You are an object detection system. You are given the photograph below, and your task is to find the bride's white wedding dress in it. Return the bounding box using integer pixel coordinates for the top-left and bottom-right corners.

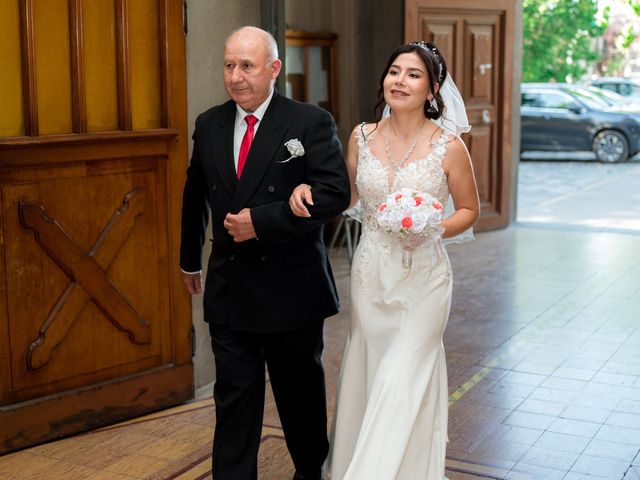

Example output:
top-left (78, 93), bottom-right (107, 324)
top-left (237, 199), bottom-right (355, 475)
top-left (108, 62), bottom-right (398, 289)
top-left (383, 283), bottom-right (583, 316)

top-left (327, 124), bottom-right (453, 480)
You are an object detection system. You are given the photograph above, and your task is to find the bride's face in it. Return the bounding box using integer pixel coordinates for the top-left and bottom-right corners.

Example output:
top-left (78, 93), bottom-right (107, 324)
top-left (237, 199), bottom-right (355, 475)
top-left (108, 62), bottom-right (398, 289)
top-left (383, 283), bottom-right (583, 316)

top-left (383, 52), bottom-right (431, 113)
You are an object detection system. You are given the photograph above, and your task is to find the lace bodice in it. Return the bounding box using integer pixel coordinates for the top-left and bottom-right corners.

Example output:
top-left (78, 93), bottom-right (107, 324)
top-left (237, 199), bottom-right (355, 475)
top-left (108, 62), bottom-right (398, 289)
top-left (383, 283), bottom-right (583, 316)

top-left (355, 123), bottom-right (451, 235)
top-left (351, 123), bottom-right (453, 301)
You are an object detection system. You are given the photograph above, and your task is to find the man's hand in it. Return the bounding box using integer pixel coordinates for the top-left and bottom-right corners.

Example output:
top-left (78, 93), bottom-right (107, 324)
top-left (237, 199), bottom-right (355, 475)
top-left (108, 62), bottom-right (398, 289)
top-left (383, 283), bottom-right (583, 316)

top-left (183, 271), bottom-right (203, 295)
top-left (289, 183), bottom-right (313, 218)
top-left (224, 208), bottom-right (257, 242)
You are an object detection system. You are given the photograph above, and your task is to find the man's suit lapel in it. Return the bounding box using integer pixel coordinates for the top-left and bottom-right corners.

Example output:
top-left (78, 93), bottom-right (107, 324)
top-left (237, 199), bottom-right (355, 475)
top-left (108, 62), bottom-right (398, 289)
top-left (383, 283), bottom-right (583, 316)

top-left (231, 93), bottom-right (288, 212)
top-left (210, 101), bottom-right (238, 196)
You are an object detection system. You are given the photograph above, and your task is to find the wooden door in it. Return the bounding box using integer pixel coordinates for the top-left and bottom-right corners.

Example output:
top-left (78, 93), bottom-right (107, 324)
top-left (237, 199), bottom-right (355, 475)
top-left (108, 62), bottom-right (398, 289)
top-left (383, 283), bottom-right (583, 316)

top-left (0, 0), bottom-right (192, 453)
top-left (405, 0), bottom-right (516, 230)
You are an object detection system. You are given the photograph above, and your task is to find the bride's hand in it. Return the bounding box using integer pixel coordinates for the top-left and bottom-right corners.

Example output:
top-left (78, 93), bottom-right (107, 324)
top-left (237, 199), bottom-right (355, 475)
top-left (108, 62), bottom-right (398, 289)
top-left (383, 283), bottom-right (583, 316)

top-left (289, 183), bottom-right (313, 217)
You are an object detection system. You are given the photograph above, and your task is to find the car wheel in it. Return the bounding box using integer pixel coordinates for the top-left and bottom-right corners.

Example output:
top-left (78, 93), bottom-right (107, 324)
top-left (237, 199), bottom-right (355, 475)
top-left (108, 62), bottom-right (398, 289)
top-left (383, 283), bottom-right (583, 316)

top-left (592, 130), bottom-right (629, 163)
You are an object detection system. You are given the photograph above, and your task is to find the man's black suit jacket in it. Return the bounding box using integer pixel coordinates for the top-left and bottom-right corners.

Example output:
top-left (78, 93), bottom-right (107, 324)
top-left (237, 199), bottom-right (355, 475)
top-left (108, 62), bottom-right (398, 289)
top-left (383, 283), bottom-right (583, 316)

top-left (180, 92), bottom-right (351, 332)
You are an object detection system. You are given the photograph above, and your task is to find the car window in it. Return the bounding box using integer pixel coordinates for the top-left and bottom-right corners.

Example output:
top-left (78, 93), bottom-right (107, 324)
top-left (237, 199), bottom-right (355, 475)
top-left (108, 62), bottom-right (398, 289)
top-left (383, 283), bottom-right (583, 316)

top-left (534, 91), bottom-right (578, 109)
top-left (521, 92), bottom-right (543, 107)
top-left (569, 88), bottom-right (608, 108)
top-left (619, 83), bottom-right (632, 96)
top-left (586, 87), bottom-right (626, 105)
top-left (597, 83), bottom-right (618, 93)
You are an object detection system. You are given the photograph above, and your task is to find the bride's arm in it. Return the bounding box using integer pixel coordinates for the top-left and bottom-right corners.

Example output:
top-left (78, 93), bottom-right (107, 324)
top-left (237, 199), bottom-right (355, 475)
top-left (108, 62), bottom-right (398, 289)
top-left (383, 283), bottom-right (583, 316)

top-left (345, 125), bottom-right (360, 209)
top-left (288, 125), bottom-right (361, 217)
top-left (440, 137), bottom-right (480, 238)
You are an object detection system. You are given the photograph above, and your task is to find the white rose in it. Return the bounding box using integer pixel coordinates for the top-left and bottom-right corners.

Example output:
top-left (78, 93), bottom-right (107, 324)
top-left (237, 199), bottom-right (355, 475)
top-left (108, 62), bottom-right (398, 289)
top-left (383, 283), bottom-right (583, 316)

top-left (285, 139), bottom-right (305, 157)
top-left (376, 209), bottom-right (389, 229)
top-left (427, 210), bottom-right (443, 226)
top-left (387, 209), bottom-right (404, 232)
top-left (409, 211), bottom-right (429, 233)
top-left (400, 195), bottom-right (415, 209)
top-left (277, 139), bottom-right (305, 163)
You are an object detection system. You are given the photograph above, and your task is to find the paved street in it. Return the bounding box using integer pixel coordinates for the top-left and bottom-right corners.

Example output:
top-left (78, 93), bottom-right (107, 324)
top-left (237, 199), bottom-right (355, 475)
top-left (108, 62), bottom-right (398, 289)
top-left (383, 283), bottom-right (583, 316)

top-left (517, 157), bottom-right (640, 232)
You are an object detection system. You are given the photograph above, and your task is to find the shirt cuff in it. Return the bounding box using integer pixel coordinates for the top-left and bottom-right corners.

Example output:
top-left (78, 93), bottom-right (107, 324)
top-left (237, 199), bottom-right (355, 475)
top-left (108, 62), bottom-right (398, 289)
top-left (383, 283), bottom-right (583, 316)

top-left (181, 268), bottom-right (202, 275)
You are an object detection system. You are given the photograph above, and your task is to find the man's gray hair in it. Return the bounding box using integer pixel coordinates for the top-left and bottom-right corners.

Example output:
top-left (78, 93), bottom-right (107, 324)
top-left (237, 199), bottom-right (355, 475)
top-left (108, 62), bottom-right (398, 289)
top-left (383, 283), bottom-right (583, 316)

top-left (228, 26), bottom-right (279, 64)
top-left (264, 30), bottom-right (279, 63)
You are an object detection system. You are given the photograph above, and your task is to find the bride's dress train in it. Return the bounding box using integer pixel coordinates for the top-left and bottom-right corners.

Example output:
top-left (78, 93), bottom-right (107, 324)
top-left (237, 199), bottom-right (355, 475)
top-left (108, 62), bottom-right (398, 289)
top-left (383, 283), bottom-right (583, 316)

top-left (327, 125), bottom-right (453, 480)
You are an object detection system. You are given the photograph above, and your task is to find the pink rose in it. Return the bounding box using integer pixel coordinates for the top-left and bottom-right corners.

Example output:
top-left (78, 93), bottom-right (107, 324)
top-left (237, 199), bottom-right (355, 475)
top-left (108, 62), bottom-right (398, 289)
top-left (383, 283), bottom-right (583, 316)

top-left (401, 217), bottom-right (413, 229)
top-left (414, 196), bottom-right (424, 206)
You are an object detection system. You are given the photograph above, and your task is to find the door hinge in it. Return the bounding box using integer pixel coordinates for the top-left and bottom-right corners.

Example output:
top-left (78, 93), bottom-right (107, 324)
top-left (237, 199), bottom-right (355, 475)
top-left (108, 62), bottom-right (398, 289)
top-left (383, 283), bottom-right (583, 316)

top-left (183, 0), bottom-right (188, 35)
top-left (190, 324), bottom-right (196, 357)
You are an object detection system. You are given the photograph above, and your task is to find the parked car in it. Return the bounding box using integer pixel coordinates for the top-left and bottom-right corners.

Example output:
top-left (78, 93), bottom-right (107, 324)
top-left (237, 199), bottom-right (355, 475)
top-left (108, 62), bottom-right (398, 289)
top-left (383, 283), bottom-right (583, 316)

top-left (584, 85), bottom-right (640, 112)
top-left (585, 85), bottom-right (628, 105)
top-left (587, 77), bottom-right (640, 99)
top-left (521, 83), bottom-right (640, 162)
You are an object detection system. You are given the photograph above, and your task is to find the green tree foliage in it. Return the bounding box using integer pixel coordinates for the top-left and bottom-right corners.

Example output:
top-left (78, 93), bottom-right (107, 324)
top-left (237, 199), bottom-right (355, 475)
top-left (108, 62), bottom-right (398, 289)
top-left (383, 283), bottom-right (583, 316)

top-left (627, 0), bottom-right (640, 16)
top-left (522, 0), bottom-right (608, 82)
top-left (620, 0), bottom-right (640, 49)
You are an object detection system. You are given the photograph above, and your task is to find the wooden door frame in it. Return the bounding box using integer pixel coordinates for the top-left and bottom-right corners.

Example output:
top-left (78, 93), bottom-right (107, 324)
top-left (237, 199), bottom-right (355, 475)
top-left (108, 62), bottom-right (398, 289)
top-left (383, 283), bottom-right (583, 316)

top-left (405, 0), bottom-right (521, 229)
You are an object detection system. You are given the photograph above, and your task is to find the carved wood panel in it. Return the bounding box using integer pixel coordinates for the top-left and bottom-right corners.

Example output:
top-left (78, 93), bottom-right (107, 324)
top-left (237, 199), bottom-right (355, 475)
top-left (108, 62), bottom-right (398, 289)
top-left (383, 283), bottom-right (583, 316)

top-left (464, 16), bottom-right (501, 221)
top-left (4, 168), bottom-right (170, 398)
top-left (420, 19), bottom-right (457, 78)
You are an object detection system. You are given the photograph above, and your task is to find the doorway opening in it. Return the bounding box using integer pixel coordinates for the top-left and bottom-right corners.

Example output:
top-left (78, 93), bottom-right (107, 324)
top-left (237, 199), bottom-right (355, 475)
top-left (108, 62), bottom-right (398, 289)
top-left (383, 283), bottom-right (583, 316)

top-left (517, 156), bottom-right (640, 232)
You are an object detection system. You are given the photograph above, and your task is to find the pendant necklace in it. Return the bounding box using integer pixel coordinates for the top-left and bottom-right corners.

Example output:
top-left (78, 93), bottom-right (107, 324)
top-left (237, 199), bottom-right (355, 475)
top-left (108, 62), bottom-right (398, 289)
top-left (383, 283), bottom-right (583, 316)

top-left (384, 119), bottom-right (426, 172)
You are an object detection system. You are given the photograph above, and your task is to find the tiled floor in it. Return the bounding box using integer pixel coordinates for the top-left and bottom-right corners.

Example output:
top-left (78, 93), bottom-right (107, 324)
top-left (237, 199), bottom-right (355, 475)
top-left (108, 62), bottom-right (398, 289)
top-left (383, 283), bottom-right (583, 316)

top-left (2, 225), bottom-right (640, 479)
top-left (444, 226), bottom-right (640, 480)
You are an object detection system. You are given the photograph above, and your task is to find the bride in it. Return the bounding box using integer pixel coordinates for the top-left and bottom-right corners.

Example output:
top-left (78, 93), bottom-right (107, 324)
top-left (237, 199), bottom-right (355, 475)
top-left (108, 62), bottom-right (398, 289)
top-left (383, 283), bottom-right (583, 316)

top-left (289, 41), bottom-right (480, 479)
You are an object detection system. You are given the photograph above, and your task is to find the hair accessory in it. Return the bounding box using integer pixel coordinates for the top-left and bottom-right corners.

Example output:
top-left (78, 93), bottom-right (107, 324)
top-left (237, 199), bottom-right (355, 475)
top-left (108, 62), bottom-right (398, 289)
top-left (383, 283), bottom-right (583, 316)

top-left (409, 41), bottom-right (444, 83)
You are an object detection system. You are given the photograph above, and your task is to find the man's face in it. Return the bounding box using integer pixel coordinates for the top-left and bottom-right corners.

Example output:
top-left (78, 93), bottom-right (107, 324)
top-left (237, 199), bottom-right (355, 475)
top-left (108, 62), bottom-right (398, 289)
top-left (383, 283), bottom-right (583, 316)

top-left (223, 31), bottom-right (282, 112)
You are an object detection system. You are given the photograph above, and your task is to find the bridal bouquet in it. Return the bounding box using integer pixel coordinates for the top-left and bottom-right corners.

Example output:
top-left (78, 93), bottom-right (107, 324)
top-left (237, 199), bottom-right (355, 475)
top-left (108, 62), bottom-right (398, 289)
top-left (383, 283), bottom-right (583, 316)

top-left (376, 188), bottom-right (444, 268)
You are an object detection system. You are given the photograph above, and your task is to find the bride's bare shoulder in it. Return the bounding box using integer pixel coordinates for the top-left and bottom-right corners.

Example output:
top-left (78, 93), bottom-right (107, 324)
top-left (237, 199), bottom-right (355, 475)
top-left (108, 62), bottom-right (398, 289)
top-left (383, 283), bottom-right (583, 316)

top-left (442, 134), bottom-right (472, 173)
top-left (430, 126), bottom-right (468, 153)
top-left (447, 134), bottom-right (470, 156)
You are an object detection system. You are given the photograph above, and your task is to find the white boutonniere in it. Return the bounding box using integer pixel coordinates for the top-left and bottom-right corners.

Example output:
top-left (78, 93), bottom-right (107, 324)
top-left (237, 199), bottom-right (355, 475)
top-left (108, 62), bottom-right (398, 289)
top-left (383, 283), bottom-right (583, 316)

top-left (277, 139), bottom-right (305, 163)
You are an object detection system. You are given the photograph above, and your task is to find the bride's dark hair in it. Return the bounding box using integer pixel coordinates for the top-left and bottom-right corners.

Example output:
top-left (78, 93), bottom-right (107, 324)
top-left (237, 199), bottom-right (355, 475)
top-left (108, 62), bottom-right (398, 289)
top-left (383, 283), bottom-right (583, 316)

top-left (373, 41), bottom-right (448, 122)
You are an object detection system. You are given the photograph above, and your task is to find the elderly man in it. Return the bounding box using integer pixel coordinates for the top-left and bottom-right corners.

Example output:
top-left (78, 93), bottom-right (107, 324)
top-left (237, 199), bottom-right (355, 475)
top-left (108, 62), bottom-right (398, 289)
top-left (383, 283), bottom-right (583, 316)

top-left (180, 26), bottom-right (350, 480)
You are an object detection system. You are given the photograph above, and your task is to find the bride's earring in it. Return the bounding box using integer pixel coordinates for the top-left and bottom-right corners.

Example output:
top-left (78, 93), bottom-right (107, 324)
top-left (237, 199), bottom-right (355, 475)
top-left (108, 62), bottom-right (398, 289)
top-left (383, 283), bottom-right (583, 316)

top-left (430, 97), bottom-right (438, 113)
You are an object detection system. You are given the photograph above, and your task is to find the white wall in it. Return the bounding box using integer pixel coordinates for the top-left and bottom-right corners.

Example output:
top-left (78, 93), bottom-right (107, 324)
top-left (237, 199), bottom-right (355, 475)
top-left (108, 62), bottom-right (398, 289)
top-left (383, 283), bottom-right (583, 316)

top-left (285, 0), bottom-right (404, 142)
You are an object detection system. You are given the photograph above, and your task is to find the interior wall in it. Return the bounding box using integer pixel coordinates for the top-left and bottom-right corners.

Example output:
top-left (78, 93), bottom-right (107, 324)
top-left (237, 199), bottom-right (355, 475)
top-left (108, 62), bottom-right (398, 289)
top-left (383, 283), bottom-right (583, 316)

top-left (285, 0), bottom-right (403, 142)
top-left (285, 0), bottom-right (355, 142)
top-left (362, 0), bottom-right (404, 123)
top-left (286, 0), bottom-right (333, 31)
top-left (186, 0), bottom-right (261, 392)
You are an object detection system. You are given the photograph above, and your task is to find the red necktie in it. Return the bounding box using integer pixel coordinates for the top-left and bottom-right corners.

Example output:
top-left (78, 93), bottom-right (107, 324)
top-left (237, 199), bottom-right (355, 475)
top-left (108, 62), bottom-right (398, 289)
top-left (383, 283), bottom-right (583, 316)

top-left (237, 114), bottom-right (258, 178)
